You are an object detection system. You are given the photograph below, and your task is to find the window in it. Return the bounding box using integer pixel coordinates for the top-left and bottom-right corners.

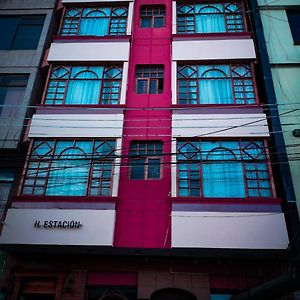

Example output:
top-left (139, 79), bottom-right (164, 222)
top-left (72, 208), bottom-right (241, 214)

top-left (287, 10), bottom-right (300, 44)
top-left (130, 141), bottom-right (163, 180)
top-left (177, 63), bottom-right (256, 105)
top-left (0, 15), bottom-right (45, 50)
top-left (44, 65), bottom-right (123, 105)
top-left (140, 6), bottom-right (166, 28)
top-left (177, 140), bottom-right (273, 198)
top-left (0, 170), bottom-right (15, 219)
top-left (0, 74), bottom-right (29, 117)
top-left (177, 2), bottom-right (245, 34)
top-left (22, 139), bottom-right (116, 196)
top-left (60, 6), bottom-right (128, 36)
top-left (136, 66), bottom-right (164, 94)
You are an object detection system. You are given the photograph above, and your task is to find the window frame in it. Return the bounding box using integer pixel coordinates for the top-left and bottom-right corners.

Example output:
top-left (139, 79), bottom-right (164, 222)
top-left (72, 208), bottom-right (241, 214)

top-left (42, 64), bottom-right (123, 105)
top-left (177, 61), bottom-right (258, 105)
top-left (176, 1), bottom-right (247, 34)
top-left (129, 141), bottom-right (163, 180)
top-left (0, 74), bottom-right (29, 117)
top-left (59, 5), bottom-right (129, 37)
top-left (286, 10), bottom-right (300, 45)
top-left (20, 139), bottom-right (116, 197)
top-left (135, 65), bottom-right (164, 94)
top-left (0, 15), bottom-right (45, 50)
top-left (176, 139), bottom-right (276, 199)
top-left (139, 5), bottom-right (166, 28)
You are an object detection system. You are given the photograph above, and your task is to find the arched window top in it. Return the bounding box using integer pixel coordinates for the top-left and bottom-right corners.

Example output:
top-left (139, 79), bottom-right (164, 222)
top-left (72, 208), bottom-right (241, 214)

top-left (198, 65), bottom-right (230, 78)
top-left (205, 147), bottom-right (237, 161)
top-left (197, 5), bottom-right (222, 14)
top-left (65, 8), bottom-right (81, 17)
top-left (83, 8), bottom-right (109, 18)
top-left (151, 288), bottom-right (197, 300)
top-left (58, 147), bottom-right (87, 160)
top-left (201, 68), bottom-right (228, 78)
top-left (73, 70), bottom-right (99, 79)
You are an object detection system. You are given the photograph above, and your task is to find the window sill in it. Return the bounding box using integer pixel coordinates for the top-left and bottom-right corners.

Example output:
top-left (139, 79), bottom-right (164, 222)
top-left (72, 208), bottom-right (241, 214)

top-left (12, 195), bottom-right (118, 203)
top-left (53, 35), bottom-right (131, 43)
top-left (172, 32), bottom-right (252, 41)
top-left (170, 196), bottom-right (281, 205)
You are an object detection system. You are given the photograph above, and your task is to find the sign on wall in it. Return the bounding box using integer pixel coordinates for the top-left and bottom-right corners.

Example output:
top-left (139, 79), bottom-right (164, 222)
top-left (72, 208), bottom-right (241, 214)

top-left (0, 209), bottom-right (115, 246)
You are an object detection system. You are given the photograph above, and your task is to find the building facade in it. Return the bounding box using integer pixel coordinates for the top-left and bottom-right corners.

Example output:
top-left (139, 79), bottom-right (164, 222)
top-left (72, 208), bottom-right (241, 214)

top-left (0, 0), bottom-right (58, 295)
top-left (256, 0), bottom-right (300, 221)
top-left (0, 0), bottom-right (297, 299)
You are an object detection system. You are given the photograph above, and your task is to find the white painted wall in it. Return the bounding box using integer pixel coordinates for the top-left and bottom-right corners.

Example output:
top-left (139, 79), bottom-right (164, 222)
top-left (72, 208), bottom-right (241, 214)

top-left (0, 209), bottom-right (115, 246)
top-left (172, 39), bottom-right (256, 61)
top-left (112, 138), bottom-right (122, 197)
top-left (29, 114), bottom-right (124, 138)
top-left (127, 2), bottom-right (134, 35)
top-left (171, 140), bottom-right (177, 197)
top-left (172, 211), bottom-right (289, 249)
top-left (172, 113), bottom-right (269, 138)
top-left (48, 42), bottom-right (130, 62)
top-left (172, 1), bottom-right (176, 35)
top-left (120, 62), bottom-right (129, 105)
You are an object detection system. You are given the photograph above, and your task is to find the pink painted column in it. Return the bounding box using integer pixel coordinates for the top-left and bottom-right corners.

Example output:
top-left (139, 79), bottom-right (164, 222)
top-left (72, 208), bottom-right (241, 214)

top-left (114, 0), bottom-right (172, 248)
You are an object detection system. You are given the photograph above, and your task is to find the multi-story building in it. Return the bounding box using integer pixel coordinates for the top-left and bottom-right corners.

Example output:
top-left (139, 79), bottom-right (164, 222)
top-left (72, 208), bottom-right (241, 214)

top-left (255, 0), bottom-right (300, 225)
top-left (0, 0), bottom-right (58, 293)
top-left (0, 0), bottom-right (297, 299)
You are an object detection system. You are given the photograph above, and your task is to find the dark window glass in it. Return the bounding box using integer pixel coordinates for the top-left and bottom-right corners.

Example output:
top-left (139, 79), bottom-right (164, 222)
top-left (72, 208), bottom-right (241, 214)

top-left (148, 159), bottom-right (161, 178)
top-left (0, 15), bottom-right (45, 50)
top-left (130, 141), bottom-right (163, 180)
top-left (287, 11), bottom-right (300, 44)
top-left (0, 170), bottom-right (15, 220)
top-left (130, 158), bottom-right (146, 179)
top-left (140, 6), bottom-right (166, 28)
top-left (136, 66), bottom-right (164, 94)
top-left (0, 74), bottom-right (29, 117)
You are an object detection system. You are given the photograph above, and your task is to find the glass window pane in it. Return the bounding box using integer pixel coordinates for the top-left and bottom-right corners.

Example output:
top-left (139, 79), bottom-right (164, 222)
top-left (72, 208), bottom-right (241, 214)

top-left (137, 79), bottom-right (148, 94)
top-left (154, 16), bottom-right (165, 27)
top-left (287, 11), bottom-right (300, 44)
top-left (141, 17), bottom-right (152, 28)
top-left (0, 17), bottom-right (19, 49)
top-left (130, 159), bottom-right (145, 179)
top-left (12, 24), bottom-right (44, 49)
top-left (148, 159), bottom-right (161, 178)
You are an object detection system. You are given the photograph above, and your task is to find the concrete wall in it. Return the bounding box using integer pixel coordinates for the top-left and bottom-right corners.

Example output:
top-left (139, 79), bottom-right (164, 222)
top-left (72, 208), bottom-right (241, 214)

top-left (258, 1), bottom-right (300, 214)
top-left (0, 0), bottom-right (58, 149)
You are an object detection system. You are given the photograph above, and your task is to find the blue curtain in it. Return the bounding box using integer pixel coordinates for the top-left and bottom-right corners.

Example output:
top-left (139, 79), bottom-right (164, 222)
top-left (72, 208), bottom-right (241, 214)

top-left (199, 79), bottom-right (233, 104)
top-left (195, 6), bottom-right (226, 33)
top-left (198, 66), bottom-right (233, 104)
top-left (46, 143), bottom-right (91, 196)
top-left (80, 9), bottom-right (110, 36)
top-left (79, 17), bottom-right (109, 36)
top-left (202, 148), bottom-right (245, 198)
top-left (65, 80), bottom-right (101, 104)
